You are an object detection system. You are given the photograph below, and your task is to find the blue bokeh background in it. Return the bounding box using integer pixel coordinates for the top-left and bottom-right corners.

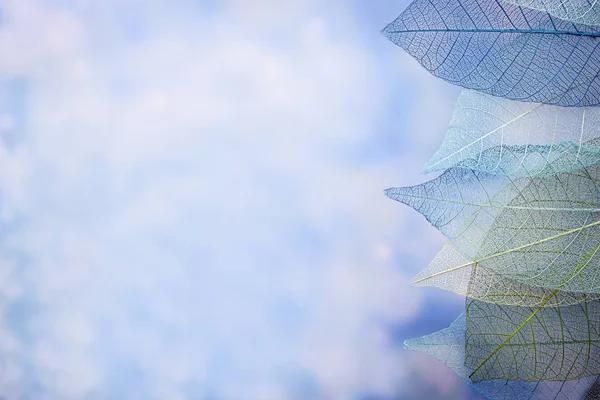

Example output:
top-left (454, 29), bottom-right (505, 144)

top-left (0, 1), bottom-right (484, 399)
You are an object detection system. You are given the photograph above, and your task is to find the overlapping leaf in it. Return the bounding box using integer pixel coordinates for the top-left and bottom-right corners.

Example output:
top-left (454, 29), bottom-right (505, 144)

top-left (504, 0), bottom-right (600, 26)
top-left (465, 298), bottom-right (600, 382)
top-left (414, 243), bottom-right (600, 307)
top-left (472, 169), bottom-right (600, 293)
top-left (405, 313), bottom-right (600, 399)
top-left (382, 0), bottom-right (600, 106)
top-left (385, 168), bottom-right (523, 240)
top-left (382, 0), bottom-right (600, 396)
top-left (424, 90), bottom-right (600, 176)
top-left (387, 165), bottom-right (600, 293)
top-left (385, 164), bottom-right (599, 240)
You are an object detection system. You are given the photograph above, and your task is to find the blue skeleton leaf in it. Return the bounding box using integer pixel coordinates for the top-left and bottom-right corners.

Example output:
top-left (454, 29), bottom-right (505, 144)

top-left (382, 0), bottom-right (600, 106)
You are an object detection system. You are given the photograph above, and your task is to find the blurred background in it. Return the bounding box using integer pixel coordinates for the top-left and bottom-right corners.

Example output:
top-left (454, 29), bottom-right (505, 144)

top-left (0, 0), bottom-right (484, 399)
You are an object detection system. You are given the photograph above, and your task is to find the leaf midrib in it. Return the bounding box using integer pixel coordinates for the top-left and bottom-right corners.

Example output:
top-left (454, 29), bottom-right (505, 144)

top-left (426, 338), bottom-right (600, 347)
top-left (425, 102), bottom-right (544, 169)
top-left (392, 192), bottom-right (600, 212)
top-left (414, 218), bottom-right (600, 284)
top-left (388, 29), bottom-right (600, 37)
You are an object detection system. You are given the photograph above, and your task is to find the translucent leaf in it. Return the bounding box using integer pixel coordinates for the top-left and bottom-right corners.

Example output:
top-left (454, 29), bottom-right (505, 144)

top-left (405, 313), bottom-right (600, 399)
top-left (385, 168), bottom-right (523, 240)
top-left (381, 0), bottom-right (600, 106)
top-left (386, 165), bottom-right (600, 293)
top-left (385, 165), bottom-right (600, 240)
top-left (424, 90), bottom-right (600, 176)
top-left (413, 243), bottom-right (600, 307)
top-left (504, 0), bottom-right (600, 26)
top-left (472, 171), bottom-right (600, 293)
top-left (465, 298), bottom-right (600, 382)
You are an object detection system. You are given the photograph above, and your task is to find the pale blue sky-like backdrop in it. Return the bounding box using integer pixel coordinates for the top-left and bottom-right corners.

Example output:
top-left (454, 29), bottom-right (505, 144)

top-left (0, 1), bottom-right (484, 399)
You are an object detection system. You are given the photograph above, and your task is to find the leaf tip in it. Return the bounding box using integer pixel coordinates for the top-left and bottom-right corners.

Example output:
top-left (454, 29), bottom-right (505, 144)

top-left (380, 19), bottom-right (398, 40)
top-left (383, 187), bottom-right (396, 200)
top-left (409, 270), bottom-right (428, 287)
